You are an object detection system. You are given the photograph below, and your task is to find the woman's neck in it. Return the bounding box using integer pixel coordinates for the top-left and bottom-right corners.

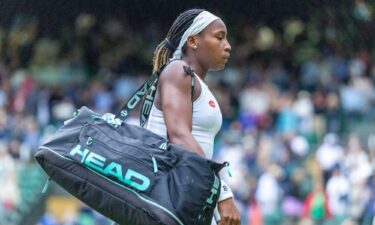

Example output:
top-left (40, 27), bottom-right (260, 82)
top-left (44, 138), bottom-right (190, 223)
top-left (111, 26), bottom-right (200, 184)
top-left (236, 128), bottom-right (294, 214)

top-left (182, 56), bottom-right (207, 80)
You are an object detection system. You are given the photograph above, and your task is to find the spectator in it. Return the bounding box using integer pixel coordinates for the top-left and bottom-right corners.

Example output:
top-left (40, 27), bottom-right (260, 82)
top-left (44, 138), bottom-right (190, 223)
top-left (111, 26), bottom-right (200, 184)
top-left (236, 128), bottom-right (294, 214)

top-left (302, 181), bottom-right (331, 224)
top-left (344, 133), bottom-right (372, 185)
top-left (0, 142), bottom-right (19, 213)
top-left (255, 164), bottom-right (283, 225)
top-left (326, 166), bottom-right (350, 224)
top-left (315, 133), bottom-right (344, 183)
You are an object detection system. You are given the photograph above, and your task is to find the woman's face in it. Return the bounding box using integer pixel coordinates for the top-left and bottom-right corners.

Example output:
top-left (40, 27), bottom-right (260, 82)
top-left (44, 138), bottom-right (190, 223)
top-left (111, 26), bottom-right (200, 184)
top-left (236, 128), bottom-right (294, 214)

top-left (194, 19), bottom-right (231, 70)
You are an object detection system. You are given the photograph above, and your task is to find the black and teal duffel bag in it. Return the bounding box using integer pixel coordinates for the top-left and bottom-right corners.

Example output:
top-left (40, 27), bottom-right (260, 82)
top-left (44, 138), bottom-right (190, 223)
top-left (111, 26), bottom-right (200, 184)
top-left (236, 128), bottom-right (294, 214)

top-left (34, 66), bottom-right (226, 225)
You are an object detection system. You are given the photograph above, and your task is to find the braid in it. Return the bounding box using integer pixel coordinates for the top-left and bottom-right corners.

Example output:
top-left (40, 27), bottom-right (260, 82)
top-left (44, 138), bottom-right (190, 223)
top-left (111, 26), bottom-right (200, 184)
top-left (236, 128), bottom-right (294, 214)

top-left (152, 9), bottom-right (204, 73)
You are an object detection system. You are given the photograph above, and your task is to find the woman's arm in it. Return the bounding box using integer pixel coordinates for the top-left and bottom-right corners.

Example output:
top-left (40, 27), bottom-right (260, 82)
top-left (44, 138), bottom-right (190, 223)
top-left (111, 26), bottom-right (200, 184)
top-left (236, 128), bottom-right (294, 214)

top-left (158, 60), bottom-right (205, 157)
top-left (158, 61), bottom-right (240, 225)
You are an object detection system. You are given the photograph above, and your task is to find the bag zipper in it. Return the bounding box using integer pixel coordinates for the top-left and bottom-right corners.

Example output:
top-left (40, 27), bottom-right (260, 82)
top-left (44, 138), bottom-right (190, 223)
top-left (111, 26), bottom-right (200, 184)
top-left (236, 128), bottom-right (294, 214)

top-left (89, 136), bottom-right (157, 173)
top-left (90, 123), bottom-right (166, 156)
top-left (86, 124), bottom-right (164, 173)
top-left (225, 162), bottom-right (232, 177)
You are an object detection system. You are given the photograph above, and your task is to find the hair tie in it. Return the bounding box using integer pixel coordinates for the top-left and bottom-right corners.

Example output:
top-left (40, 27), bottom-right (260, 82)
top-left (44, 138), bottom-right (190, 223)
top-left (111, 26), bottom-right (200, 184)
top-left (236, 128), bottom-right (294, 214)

top-left (163, 38), bottom-right (176, 53)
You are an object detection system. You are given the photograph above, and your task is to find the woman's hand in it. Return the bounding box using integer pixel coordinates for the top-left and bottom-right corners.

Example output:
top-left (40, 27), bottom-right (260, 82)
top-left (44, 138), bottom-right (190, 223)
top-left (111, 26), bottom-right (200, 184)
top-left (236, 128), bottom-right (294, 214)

top-left (217, 198), bottom-right (241, 225)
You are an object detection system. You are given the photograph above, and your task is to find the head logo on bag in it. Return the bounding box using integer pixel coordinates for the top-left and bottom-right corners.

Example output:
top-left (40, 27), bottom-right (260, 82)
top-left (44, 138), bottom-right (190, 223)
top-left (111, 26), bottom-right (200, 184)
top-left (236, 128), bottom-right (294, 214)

top-left (69, 144), bottom-right (150, 191)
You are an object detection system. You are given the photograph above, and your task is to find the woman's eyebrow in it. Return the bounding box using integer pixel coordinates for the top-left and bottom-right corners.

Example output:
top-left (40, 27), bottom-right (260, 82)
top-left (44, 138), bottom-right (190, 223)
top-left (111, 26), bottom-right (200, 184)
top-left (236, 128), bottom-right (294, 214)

top-left (214, 30), bottom-right (226, 35)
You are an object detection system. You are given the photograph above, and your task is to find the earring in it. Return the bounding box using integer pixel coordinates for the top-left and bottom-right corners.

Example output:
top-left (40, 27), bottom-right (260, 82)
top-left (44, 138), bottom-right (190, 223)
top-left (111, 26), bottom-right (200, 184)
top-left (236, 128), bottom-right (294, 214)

top-left (192, 45), bottom-right (197, 50)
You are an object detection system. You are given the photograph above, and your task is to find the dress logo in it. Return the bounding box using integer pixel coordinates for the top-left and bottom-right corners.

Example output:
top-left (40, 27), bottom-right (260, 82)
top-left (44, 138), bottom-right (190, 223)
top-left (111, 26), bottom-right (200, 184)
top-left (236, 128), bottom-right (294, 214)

top-left (209, 100), bottom-right (216, 108)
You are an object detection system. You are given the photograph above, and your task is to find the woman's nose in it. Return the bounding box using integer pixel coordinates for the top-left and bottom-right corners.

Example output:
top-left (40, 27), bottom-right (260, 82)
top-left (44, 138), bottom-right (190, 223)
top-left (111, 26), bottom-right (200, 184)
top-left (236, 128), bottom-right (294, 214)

top-left (224, 40), bottom-right (231, 52)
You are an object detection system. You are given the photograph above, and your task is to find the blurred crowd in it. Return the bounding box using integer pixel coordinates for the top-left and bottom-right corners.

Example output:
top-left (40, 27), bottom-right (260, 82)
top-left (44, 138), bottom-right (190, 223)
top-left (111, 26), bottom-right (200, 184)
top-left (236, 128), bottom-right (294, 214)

top-left (1, 1), bottom-right (375, 225)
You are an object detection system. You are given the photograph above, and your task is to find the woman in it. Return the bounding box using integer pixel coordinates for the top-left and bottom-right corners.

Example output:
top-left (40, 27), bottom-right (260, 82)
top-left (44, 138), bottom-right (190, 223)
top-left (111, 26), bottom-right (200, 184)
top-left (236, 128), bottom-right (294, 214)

top-left (146, 9), bottom-right (240, 225)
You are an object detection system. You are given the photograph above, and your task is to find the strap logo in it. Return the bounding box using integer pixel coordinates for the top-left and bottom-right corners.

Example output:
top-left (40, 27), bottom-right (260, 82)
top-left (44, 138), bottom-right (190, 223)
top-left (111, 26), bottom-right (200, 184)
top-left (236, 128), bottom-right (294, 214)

top-left (140, 85), bottom-right (157, 127)
top-left (120, 110), bottom-right (128, 117)
top-left (159, 142), bottom-right (168, 150)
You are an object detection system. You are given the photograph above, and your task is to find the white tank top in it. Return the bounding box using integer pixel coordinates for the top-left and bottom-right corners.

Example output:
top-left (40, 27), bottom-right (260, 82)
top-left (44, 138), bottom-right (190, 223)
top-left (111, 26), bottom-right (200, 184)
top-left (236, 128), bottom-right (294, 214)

top-left (146, 74), bottom-right (222, 159)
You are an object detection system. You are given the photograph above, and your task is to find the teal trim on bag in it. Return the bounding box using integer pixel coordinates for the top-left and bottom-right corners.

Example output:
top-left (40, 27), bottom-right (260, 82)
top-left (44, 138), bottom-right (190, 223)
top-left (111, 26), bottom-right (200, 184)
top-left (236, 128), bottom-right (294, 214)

top-left (151, 155), bottom-right (158, 173)
top-left (86, 167), bottom-right (185, 225)
top-left (91, 114), bottom-right (102, 120)
top-left (225, 162), bottom-right (232, 177)
top-left (41, 178), bottom-right (51, 193)
top-left (38, 146), bottom-right (184, 225)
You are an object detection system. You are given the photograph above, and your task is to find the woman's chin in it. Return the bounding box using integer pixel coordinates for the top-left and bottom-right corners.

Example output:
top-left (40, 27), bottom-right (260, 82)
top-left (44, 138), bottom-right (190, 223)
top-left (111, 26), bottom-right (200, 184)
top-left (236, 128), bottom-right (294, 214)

top-left (210, 64), bottom-right (226, 71)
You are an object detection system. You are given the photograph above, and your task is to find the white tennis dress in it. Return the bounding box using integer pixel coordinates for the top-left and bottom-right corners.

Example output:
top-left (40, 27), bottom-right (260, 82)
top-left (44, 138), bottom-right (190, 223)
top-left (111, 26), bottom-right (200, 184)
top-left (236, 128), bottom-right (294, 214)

top-left (146, 74), bottom-right (222, 159)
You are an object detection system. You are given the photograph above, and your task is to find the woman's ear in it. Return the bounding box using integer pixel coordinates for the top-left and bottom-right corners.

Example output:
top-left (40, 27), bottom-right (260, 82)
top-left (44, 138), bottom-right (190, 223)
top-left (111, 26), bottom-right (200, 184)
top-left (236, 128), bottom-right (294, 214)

top-left (186, 36), bottom-right (198, 50)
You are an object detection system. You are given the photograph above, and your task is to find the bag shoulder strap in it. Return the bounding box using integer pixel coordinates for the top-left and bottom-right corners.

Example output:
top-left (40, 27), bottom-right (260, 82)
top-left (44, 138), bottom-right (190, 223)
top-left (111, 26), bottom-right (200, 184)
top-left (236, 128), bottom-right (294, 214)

top-left (115, 62), bottom-right (195, 127)
top-left (183, 65), bottom-right (195, 113)
top-left (115, 64), bottom-right (165, 121)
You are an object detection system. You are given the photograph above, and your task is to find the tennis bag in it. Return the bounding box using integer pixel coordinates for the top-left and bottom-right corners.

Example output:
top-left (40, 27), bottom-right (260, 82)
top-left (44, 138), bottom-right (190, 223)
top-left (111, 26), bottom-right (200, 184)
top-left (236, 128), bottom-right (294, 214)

top-left (34, 66), bottom-right (226, 225)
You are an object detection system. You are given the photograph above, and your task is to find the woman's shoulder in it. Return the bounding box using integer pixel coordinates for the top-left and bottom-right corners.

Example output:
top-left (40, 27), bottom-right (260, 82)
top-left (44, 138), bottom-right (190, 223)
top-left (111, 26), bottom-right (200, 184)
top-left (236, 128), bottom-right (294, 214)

top-left (159, 60), bottom-right (191, 82)
top-left (167, 59), bottom-right (189, 67)
top-left (157, 59), bottom-right (201, 101)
